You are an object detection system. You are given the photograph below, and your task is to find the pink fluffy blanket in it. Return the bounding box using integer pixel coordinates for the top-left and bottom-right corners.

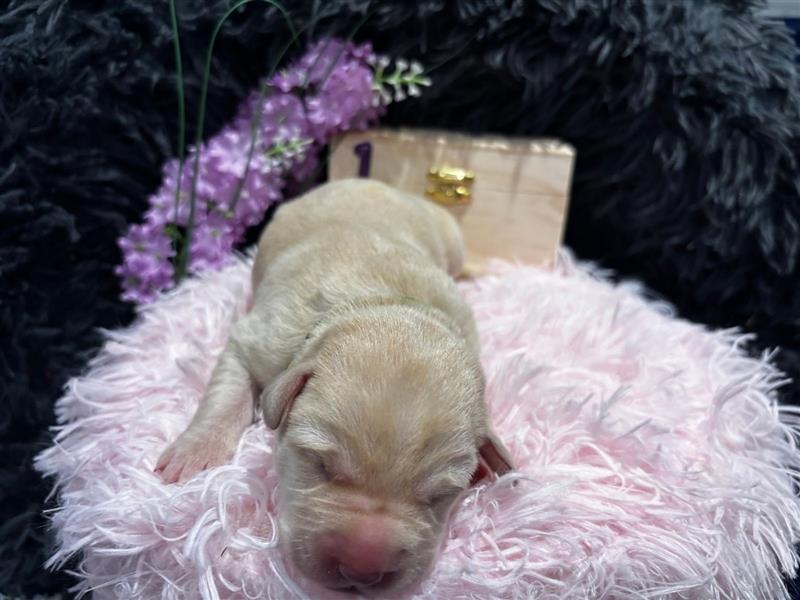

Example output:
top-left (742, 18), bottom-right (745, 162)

top-left (36, 252), bottom-right (800, 599)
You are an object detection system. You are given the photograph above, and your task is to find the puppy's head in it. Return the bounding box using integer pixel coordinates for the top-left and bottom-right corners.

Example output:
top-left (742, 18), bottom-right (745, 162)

top-left (261, 307), bottom-right (512, 596)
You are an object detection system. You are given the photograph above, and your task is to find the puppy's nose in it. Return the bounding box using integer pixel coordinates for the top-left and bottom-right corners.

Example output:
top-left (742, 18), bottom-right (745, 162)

top-left (338, 565), bottom-right (383, 586)
top-left (320, 516), bottom-right (399, 586)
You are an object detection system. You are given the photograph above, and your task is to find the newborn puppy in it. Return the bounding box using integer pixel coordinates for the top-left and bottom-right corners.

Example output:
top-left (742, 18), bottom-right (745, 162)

top-left (156, 178), bottom-right (513, 596)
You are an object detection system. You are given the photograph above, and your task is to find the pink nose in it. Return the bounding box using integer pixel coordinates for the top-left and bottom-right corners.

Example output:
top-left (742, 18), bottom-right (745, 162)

top-left (320, 515), bottom-right (399, 586)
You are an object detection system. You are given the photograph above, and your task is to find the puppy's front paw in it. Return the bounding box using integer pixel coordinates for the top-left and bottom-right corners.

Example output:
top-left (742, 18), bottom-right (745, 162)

top-left (155, 427), bottom-right (236, 484)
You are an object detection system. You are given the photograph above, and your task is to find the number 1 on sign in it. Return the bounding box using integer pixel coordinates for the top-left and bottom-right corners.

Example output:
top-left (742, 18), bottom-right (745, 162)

top-left (354, 142), bottom-right (372, 177)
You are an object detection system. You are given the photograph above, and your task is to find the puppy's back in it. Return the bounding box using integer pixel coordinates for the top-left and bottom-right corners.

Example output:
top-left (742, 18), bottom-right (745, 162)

top-left (249, 178), bottom-right (477, 352)
top-left (253, 179), bottom-right (463, 281)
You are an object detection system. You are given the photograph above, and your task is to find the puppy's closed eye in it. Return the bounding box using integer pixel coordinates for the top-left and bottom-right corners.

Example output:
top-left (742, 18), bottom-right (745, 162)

top-left (306, 451), bottom-right (333, 480)
top-left (417, 460), bottom-right (474, 507)
top-left (300, 449), bottom-right (351, 484)
top-left (425, 485), bottom-right (464, 507)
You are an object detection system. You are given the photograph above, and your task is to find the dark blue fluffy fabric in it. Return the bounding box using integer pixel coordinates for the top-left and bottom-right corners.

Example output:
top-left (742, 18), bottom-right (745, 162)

top-left (1, 0), bottom-right (799, 596)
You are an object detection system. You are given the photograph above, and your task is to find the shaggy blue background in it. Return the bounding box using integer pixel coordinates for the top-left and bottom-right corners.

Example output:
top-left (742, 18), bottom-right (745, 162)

top-left (2, 0), bottom-right (799, 596)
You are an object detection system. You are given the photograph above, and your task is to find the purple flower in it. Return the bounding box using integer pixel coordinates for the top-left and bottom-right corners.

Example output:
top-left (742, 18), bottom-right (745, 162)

top-left (271, 39), bottom-right (352, 93)
top-left (187, 210), bottom-right (236, 274)
top-left (349, 41), bottom-right (377, 63)
top-left (258, 94), bottom-right (309, 143)
top-left (305, 61), bottom-right (382, 141)
top-left (117, 38), bottom-right (422, 304)
top-left (116, 222), bottom-right (175, 304)
top-left (287, 146), bottom-right (320, 182)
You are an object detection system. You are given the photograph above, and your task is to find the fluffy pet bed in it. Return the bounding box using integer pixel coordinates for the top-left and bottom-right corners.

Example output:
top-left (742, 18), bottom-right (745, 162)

top-left (5, 0), bottom-right (800, 595)
top-left (36, 253), bottom-right (800, 599)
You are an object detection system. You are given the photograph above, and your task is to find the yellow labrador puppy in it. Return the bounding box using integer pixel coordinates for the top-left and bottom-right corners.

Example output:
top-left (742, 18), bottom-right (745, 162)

top-left (156, 178), bottom-right (513, 596)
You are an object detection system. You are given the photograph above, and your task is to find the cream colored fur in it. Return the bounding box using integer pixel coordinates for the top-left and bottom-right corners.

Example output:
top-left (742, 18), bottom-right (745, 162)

top-left (156, 178), bottom-right (510, 595)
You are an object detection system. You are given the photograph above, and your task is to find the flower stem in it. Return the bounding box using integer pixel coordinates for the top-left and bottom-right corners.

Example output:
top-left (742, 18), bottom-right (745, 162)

top-left (174, 0), bottom-right (297, 282)
top-left (168, 0), bottom-right (186, 242)
top-left (227, 21), bottom-right (309, 215)
top-left (227, 9), bottom-right (372, 214)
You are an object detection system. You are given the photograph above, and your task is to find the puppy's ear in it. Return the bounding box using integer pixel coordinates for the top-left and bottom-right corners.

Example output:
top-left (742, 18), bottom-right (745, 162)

top-left (470, 428), bottom-right (514, 486)
top-left (261, 361), bottom-right (314, 430)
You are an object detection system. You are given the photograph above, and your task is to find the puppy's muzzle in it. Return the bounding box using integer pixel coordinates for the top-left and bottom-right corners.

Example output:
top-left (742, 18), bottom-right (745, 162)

top-left (318, 513), bottom-right (404, 590)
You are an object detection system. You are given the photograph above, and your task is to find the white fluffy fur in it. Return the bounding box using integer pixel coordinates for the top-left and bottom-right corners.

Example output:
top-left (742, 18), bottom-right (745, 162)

top-left (36, 251), bottom-right (800, 599)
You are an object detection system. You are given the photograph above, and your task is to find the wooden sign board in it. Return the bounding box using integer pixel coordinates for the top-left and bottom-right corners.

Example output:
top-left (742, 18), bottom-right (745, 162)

top-left (328, 128), bottom-right (575, 276)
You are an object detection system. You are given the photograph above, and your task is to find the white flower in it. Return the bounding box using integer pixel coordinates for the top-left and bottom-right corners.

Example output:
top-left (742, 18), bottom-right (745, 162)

top-left (369, 55), bottom-right (431, 106)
